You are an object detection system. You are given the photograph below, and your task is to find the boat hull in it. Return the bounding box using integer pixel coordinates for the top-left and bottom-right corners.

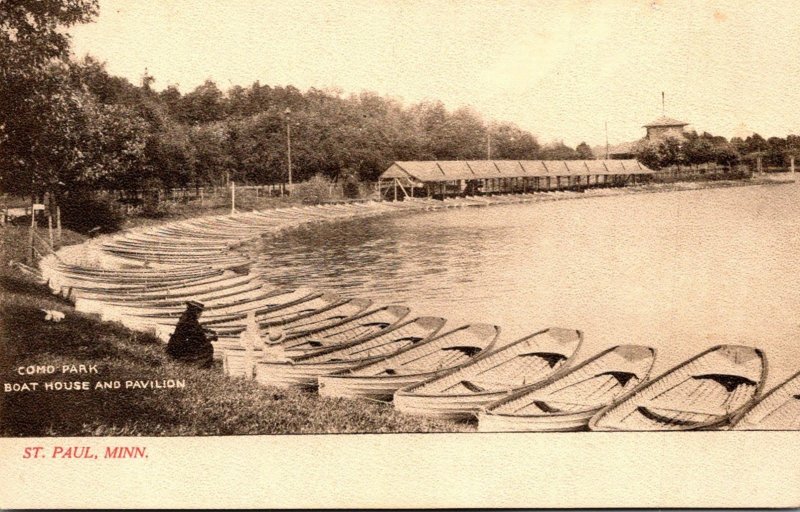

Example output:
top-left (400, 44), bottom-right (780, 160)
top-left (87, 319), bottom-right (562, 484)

top-left (254, 360), bottom-right (360, 389)
top-left (394, 390), bottom-right (512, 419)
top-left (318, 371), bottom-right (444, 401)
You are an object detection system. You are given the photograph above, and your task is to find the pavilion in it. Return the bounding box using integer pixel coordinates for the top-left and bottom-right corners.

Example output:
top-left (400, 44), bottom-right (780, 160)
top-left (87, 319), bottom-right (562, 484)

top-left (378, 160), bottom-right (653, 200)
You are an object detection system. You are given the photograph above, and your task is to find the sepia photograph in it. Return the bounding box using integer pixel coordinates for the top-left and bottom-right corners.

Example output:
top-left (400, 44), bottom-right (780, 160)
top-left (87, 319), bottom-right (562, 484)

top-left (1, 0), bottom-right (800, 508)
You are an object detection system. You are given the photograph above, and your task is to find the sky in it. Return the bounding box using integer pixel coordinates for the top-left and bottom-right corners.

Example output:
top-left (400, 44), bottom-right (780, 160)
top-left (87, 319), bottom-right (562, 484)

top-left (69, 0), bottom-right (800, 147)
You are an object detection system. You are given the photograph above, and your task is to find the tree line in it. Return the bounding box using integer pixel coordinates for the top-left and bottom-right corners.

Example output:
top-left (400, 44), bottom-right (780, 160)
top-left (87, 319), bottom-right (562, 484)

top-left (2, 0), bottom-right (600, 210)
top-left (634, 130), bottom-right (800, 171)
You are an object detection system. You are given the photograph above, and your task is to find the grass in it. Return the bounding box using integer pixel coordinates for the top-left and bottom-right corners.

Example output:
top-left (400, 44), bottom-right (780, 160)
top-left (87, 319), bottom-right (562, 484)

top-left (0, 225), bottom-right (468, 435)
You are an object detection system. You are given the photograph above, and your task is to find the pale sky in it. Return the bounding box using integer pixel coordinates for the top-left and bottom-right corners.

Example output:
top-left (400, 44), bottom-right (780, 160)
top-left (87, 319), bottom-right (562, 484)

top-left (70, 0), bottom-right (800, 147)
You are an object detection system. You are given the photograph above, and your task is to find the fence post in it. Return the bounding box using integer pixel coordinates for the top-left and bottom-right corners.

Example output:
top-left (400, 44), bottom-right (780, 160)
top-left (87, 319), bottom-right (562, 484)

top-left (29, 200), bottom-right (35, 265)
top-left (48, 213), bottom-right (54, 250)
top-left (56, 205), bottom-right (62, 245)
top-left (230, 181), bottom-right (236, 215)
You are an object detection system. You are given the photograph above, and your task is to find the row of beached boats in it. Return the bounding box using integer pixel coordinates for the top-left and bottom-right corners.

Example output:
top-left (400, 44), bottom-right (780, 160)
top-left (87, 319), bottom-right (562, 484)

top-left (39, 198), bottom-right (596, 338)
top-left (38, 198), bottom-right (800, 432)
top-left (221, 309), bottom-right (796, 431)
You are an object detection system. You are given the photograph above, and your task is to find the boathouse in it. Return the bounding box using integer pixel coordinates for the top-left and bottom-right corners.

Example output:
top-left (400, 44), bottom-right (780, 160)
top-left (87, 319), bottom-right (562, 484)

top-left (378, 160), bottom-right (654, 200)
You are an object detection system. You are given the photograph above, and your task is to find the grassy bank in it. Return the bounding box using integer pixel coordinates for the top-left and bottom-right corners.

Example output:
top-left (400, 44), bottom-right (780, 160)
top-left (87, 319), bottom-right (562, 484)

top-left (0, 226), bottom-right (466, 435)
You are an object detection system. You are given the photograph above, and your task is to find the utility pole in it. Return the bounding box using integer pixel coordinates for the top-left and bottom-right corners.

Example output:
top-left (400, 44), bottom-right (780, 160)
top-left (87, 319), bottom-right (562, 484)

top-left (487, 131), bottom-right (491, 160)
top-left (662, 91), bottom-right (665, 115)
top-left (605, 121), bottom-right (610, 160)
top-left (285, 107), bottom-right (293, 190)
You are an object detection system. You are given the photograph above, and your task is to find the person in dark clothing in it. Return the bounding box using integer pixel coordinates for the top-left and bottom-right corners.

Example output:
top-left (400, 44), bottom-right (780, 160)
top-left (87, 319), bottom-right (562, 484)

top-left (166, 301), bottom-right (217, 368)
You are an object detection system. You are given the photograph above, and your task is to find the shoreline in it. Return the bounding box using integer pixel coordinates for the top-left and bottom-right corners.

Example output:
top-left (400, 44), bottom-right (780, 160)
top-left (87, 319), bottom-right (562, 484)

top-left (48, 175), bottom-right (793, 271)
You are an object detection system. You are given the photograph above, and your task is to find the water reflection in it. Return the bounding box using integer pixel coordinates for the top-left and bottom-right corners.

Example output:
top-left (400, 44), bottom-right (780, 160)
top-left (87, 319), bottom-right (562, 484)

top-left (256, 185), bottom-right (800, 390)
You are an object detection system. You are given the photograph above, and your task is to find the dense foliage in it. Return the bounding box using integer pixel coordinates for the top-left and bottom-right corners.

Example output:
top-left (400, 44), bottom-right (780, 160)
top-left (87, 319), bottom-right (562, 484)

top-left (634, 131), bottom-right (800, 170)
top-left (0, 0), bottom-right (593, 207)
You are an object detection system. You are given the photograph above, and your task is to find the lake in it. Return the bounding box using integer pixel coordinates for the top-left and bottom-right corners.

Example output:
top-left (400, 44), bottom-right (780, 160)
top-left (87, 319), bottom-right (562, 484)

top-left (256, 184), bottom-right (800, 391)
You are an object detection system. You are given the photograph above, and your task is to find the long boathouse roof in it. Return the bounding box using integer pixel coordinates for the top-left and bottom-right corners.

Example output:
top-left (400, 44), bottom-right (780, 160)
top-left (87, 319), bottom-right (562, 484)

top-left (381, 160), bottom-right (653, 182)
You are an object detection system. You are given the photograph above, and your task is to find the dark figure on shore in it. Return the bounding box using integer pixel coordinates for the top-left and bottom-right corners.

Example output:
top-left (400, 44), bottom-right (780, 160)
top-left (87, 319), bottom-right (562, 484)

top-left (166, 301), bottom-right (217, 368)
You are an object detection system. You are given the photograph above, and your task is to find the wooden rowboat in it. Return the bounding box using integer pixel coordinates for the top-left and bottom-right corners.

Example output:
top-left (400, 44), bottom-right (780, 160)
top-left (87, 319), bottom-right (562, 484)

top-left (478, 345), bottom-right (655, 432)
top-left (210, 296), bottom-right (372, 336)
top-left (731, 369), bottom-right (800, 430)
top-left (588, 345), bottom-right (766, 431)
top-left (114, 288), bottom-right (319, 320)
top-left (280, 305), bottom-right (412, 355)
top-left (393, 327), bottom-right (582, 419)
top-left (73, 273), bottom-right (257, 303)
top-left (317, 324), bottom-right (500, 401)
top-left (270, 298), bottom-right (374, 335)
top-left (253, 317), bottom-right (447, 388)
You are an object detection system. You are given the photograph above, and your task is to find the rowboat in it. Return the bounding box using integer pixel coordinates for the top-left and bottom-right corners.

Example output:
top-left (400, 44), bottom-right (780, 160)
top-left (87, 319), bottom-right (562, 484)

top-left (478, 345), bottom-right (655, 431)
top-left (211, 295), bottom-right (369, 348)
top-left (317, 324), bottom-right (500, 401)
top-left (731, 369), bottom-right (800, 430)
top-left (209, 296), bottom-right (372, 336)
top-left (280, 305), bottom-right (412, 355)
top-left (73, 273), bottom-right (258, 303)
top-left (393, 327), bottom-right (582, 419)
top-left (75, 280), bottom-right (267, 314)
top-left (113, 288), bottom-right (320, 321)
top-left (253, 317), bottom-right (447, 388)
top-left (269, 297), bottom-right (373, 334)
top-left (588, 345), bottom-right (766, 431)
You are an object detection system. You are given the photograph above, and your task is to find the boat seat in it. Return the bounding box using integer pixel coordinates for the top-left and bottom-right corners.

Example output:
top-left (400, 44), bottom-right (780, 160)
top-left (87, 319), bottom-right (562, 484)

top-left (518, 352), bottom-right (569, 368)
top-left (442, 345), bottom-right (483, 357)
top-left (598, 371), bottom-right (639, 386)
top-left (692, 374), bottom-right (757, 392)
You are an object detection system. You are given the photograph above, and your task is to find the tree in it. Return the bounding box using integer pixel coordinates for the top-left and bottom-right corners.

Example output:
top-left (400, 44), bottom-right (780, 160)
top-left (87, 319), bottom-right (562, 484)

top-left (189, 123), bottom-right (233, 188)
top-left (633, 138), bottom-right (663, 169)
top-left (682, 131), bottom-right (715, 168)
top-left (0, 0), bottom-right (99, 200)
top-left (540, 141), bottom-right (580, 160)
top-left (765, 136), bottom-right (787, 167)
top-left (176, 80), bottom-right (224, 125)
top-left (0, 0), bottom-right (98, 74)
top-left (743, 133), bottom-right (769, 155)
top-left (633, 136), bottom-right (684, 170)
top-left (489, 123), bottom-right (540, 160)
top-left (786, 135), bottom-right (800, 162)
top-left (713, 143), bottom-right (739, 168)
top-left (575, 142), bottom-right (593, 160)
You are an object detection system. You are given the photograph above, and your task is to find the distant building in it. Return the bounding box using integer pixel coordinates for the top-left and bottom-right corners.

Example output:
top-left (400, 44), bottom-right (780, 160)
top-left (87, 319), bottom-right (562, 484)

top-left (643, 116), bottom-right (689, 140)
top-left (592, 115), bottom-right (690, 159)
top-left (591, 141), bottom-right (636, 160)
top-left (379, 159), bottom-right (653, 199)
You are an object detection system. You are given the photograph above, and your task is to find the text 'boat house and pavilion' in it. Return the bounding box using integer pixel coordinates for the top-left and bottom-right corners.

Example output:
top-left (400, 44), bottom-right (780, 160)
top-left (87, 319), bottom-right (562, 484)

top-left (379, 160), bottom-right (654, 199)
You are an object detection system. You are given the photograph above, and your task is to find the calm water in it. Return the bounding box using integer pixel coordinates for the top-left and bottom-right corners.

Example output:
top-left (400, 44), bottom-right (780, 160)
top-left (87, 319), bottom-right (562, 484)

top-left (256, 184), bottom-right (800, 390)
